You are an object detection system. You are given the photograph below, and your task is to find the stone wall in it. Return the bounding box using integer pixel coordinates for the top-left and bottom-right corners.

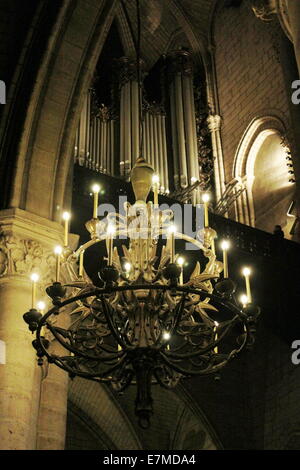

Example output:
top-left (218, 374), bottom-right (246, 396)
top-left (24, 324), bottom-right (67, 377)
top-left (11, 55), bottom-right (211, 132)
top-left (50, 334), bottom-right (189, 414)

top-left (213, 1), bottom-right (293, 181)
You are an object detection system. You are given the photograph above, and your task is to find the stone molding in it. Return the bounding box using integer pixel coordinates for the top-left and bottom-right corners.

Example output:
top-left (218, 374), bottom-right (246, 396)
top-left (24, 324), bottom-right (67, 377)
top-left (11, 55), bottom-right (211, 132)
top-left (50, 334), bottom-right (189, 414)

top-left (207, 114), bottom-right (222, 133)
top-left (0, 208), bottom-right (76, 284)
top-left (252, 0), bottom-right (292, 41)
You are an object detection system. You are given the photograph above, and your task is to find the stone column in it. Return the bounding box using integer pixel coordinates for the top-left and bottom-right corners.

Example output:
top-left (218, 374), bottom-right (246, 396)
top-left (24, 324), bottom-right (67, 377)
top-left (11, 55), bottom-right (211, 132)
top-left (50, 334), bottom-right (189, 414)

top-left (284, 0), bottom-right (300, 76)
top-left (166, 50), bottom-right (199, 189)
top-left (207, 114), bottom-right (226, 203)
top-left (0, 208), bottom-right (65, 449)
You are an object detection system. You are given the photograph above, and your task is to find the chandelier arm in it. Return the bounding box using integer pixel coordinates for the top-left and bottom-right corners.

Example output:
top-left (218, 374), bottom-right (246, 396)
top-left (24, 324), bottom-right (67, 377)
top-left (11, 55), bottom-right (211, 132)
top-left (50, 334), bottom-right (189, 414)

top-left (45, 322), bottom-right (126, 362)
top-left (52, 354), bottom-right (128, 380)
top-left (160, 352), bottom-right (236, 377)
top-left (100, 295), bottom-right (133, 351)
top-left (164, 316), bottom-right (242, 360)
top-left (111, 369), bottom-right (135, 393)
top-left (169, 294), bottom-right (187, 336)
top-left (51, 357), bottom-right (113, 381)
top-left (152, 368), bottom-right (180, 390)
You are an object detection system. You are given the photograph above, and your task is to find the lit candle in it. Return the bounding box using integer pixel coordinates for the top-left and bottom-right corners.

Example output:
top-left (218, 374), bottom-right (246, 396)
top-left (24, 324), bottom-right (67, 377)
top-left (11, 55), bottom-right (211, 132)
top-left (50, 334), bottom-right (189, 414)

top-left (54, 245), bottom-right (63, 282)
top-left (107, 224), bottom-right (116, 265)
top-left (37, 300), bottom-right (46, 314)
top-left (152, 175), bottom-right (159, 206)
top-left (242, 267), bottom-right (252, 303)
top-left (191, 177), bottom-right (197, 206)
top-left (239, 294), bottom-right (249, 309)
top-left (177, 256), bottom-right (184, 284)
top-left (79, 249), bottom-right (85, 277)
top-left (30, 273), bottom-right (39, 309)
top-left (62, 211), bottom-right (71, 247)
top-left (168, 225), bottom-right (176, 263)
top-left (124, 262), bottom-right (132, 278)
top-left (202, 193), bottom-right (210, 228)
top-left (220, 240), bottom-right (230, 278)
top-left (214, 321), bottom-right (219, 354)
top-left (37, 301), bottom-right (46, 336)
top-left (92, 184), bottom-right (100, 219)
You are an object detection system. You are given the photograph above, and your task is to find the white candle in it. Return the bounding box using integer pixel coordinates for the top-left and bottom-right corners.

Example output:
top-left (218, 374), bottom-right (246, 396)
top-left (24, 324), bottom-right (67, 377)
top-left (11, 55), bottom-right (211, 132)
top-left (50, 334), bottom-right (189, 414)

top-left (79, 249), bottom-right (85, 277)
top-left (62, 211), bottom-right (71, 247)
top-left (168, 225), bottom-right (176, 263)
top-left (30, 273), bottom-right (39, 309)
top-left (220, 240), bottom-right (230, 278)
top-left (107, 225), bottom-right (116, 265)
top-left (54, 246), bottom-right (63, 282)
top-left (177, 256), bottom-right (184, 284)
top-left (242, 267), bottom-right (252, 303)
top-left (92, 184), bottom-right (100, 219)
top-left (152, 175), bottom-right (159, 206)
top-left (202, 193), bottom-right (210, 228)
top-left (214, 321), bottom-right (219, 354)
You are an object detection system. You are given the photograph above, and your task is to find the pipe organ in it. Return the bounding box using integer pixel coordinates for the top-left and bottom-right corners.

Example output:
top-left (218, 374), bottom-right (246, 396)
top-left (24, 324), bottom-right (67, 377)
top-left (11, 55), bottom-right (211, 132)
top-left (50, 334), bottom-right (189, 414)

top-left (74, 51), bottom-right (205, 200)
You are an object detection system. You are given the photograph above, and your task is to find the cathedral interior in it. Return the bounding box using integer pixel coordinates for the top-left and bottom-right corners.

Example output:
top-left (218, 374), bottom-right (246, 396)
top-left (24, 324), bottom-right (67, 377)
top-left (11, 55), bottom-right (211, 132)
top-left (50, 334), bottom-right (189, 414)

top-left (1, 0), bottom-right (300, 451)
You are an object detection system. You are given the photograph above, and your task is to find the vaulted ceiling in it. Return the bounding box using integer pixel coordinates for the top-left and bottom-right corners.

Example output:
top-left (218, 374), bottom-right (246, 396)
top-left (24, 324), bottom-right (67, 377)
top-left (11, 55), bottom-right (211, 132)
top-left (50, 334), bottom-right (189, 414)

top-left (115, 0), bottom-right (217, 69)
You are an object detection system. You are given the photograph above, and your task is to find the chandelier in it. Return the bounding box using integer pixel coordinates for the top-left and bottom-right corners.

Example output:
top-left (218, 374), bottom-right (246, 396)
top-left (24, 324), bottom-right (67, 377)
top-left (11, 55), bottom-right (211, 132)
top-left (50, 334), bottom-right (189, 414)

top-left (23, 158), bottom-right (260, 428)
top-left (23, 0), bottom-right (260, 429)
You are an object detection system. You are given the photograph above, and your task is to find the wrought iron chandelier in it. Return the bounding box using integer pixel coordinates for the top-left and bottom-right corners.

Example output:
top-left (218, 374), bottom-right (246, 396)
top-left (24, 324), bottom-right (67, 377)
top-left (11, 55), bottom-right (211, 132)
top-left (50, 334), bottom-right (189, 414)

top-left (23, 0), bottom-right (260, 429)
top-left (23, 158), bottom-right (260, 428)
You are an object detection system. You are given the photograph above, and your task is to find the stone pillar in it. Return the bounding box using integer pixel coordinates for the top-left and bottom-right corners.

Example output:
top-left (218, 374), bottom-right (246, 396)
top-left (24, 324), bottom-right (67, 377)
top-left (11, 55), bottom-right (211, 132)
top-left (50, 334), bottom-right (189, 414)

top-left (207, 114), bottom-right (226, 202)
top-left (166, 50), bottom-right (199, 189)
top-left (285, 0), bottom-right (300, 76)
top-left (0, 208), bottom-right (66, 449)
top-left (36, 327), bottom-right (70, 449)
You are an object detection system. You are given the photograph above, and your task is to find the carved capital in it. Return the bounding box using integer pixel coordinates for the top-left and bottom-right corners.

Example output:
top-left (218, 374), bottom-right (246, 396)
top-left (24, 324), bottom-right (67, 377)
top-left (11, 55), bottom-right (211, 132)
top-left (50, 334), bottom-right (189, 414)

top-left (166, 50), bottom-right (194, 79)
top-left (113, 57), bottom-right (145, 88)
top-left (0, 234), bottom-right (56, 282)
top-left (207, 114), bottom-right (222, 132)
top-left (0, 208), bottom-right (79, 287)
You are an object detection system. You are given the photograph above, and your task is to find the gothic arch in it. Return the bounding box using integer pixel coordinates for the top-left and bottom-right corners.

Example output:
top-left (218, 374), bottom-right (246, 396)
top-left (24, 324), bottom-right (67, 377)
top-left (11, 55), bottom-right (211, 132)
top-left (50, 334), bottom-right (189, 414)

top-left (9, 0), bottom-right (118, 222)
top-left (233, 115), bottom-right (294, 233)
top-left (68, 377), bottom-right (143, 450)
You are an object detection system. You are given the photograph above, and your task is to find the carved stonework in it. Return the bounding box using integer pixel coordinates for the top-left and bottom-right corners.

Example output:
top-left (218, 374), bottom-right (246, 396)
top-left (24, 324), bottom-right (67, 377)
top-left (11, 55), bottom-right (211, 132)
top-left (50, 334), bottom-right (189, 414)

top-left (194, 84), bottom-right (214, 192)
top-left (113, 57), bottom-right (145, 88)
top-left (143, 100), bottom-right (165, 116)
top-left (166, 50), bottom-right (193, 79)
top-left (251, 0), bottom-right (277, 21)
top-left (0, 234), bottom-right (56, 282)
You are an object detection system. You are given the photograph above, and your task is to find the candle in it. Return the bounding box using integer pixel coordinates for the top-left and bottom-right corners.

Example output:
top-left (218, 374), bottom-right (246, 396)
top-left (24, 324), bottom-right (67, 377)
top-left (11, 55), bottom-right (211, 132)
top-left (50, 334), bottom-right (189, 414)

top-left (168, 225), bottom-right (176, 263)
top-left (62, 211), bottom-right (71, 247)
top-left (37, 300), bottom-right (46, 314)
top-left (107, 224), bottom-right (116, 265)
top-left (239, 294), bottom-right (249, 309)
top-left (152, 175), bottom-right (159, 206)
top-left (191, 177), bottom-right (197, 206)
top-left (177, 256), bottom-right (184, 284)
top-left (92, 184), bottom-right (100, 219)
top-left (242, 267), bottom-right (252, 303)
top-left (214, 321), bottom-right (219, 354)
top-left (79, 249), bottom-right (85, 277)
top-left (220, 240), bottom-right (230, 278)
top-left (54, 245), bottom-right (63, 282)
top-left (30, 273), bottom-right (39, 309)
top-left (202, 193), bottom-right (210, 228)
